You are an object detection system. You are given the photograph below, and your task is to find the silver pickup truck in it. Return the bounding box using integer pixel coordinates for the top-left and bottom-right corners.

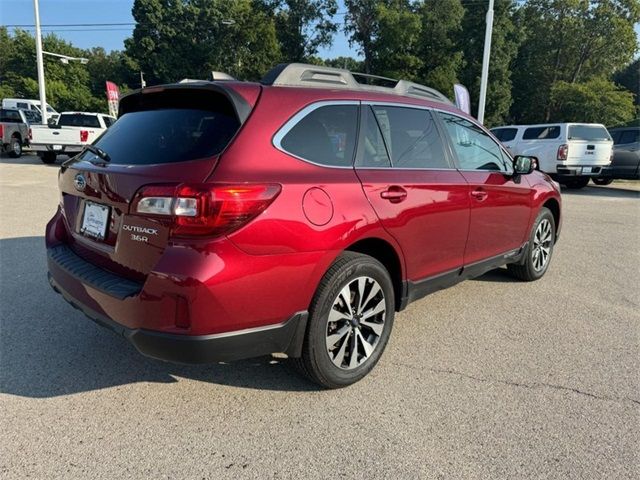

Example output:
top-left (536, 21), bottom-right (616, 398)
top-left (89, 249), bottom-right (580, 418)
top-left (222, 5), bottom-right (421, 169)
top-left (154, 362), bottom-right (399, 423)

top-left (0, 108), bottom-right (31, 158)
top-left (30, 111), bottom-right (116, 164)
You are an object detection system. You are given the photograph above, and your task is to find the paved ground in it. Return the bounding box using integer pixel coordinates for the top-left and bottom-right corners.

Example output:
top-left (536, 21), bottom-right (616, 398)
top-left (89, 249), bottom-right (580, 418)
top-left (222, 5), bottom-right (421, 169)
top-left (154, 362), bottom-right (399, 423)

top-left (1, 153), bottom-right (639, 479)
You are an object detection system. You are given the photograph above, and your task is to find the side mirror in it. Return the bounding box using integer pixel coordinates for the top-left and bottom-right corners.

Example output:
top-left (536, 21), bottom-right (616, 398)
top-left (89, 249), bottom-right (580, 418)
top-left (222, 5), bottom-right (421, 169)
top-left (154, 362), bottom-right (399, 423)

top-left (513, 155), bottom-right (537, 175)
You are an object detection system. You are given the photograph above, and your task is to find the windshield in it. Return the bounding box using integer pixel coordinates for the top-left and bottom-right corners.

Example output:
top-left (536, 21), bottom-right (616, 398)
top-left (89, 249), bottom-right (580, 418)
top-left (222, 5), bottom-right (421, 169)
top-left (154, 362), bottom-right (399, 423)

top-left (79, 108), bottom-right (239, 165)
top-left (568, 125), bottom-right (611, 141)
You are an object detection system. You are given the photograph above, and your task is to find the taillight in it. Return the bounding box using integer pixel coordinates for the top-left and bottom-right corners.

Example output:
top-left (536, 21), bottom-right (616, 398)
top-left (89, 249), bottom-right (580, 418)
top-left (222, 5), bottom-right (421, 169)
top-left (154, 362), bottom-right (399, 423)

top-left (80, 130), bottom-right (88, 142)
top-left (28, 127), bottom-right (32, 140)
top-left (557, 144), bottom-right (568, 161)
top-left (0, 125), bottom-right (3, 138)
top-left (131, 183), bottom-right (281, 237)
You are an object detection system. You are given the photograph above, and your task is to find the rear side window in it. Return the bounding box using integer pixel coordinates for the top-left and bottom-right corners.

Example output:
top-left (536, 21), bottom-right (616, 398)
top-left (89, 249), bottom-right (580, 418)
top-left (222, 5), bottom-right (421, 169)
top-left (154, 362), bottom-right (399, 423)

top-left (491, 127), bottom-right (517, 142)
top-left (58, 114), bottom-right (101, 128)
top-left (103, 116), bottom-right (115, 127)
top-left (438, 112), bottom-right (512, 172)
top-left (522, 126), bottom-right (560, 140)
top-left (81, 108), bottom-right (239, 165)
top-left (357, 106), bottom-right (392, 168)
top-left (370, 106), bottom-right (448, 169)
top-left (0, 109), bottom-right (21, 122)
top-left (615, 129), bottom-right (639, 145)
top-left (17, 102), bottom-right (28, 110)
top-left (568, 125), bottom-right (611, 141)
top-left (280, 104), bottom-right (358, 167)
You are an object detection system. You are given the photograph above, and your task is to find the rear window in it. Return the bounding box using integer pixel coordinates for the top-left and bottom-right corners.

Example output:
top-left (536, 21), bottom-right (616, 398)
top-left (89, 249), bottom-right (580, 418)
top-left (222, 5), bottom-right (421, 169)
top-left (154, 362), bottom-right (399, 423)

top-left (58, 114), bottom-right (101, 128)
top-left (0, 109), bottom-right (22, 123)
top-left (491, 127), bottom-right (518, 142)
top-left (568, 125), bottom-right (611, 141)
top-left (80, 108), bottom-right (239, 165)
top-left (522, 126), bottom-right (560, 140)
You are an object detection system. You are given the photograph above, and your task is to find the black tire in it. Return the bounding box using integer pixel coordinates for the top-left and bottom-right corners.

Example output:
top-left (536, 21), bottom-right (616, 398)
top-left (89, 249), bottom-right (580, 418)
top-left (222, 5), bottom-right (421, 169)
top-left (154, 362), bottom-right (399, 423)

top-left (508, 207), bottom-right (555, 282)
top-left (563, 177), bottom-right (590, 189)
top-left (592, 178), bottom-right (613, 186)
top-left (41, 151), bottom-right (57, 164)
top-left (293, 252), bottom-right (395, 389)
top-left (8, 136), bottom-right (22, 158)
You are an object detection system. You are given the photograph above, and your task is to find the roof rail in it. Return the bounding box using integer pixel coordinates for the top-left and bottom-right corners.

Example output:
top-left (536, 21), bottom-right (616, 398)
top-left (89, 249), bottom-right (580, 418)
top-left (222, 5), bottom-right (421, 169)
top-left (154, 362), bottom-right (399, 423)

top-left (260, 63), bottom-right (452, 105)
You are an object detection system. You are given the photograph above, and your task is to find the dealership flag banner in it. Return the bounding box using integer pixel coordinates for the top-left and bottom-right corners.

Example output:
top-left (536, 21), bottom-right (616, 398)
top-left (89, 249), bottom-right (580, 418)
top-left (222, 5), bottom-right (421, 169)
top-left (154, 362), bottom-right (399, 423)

top-left (453, 84), bottom-right (471, 115)
top-left (105, 81), bottom-right (120, 118)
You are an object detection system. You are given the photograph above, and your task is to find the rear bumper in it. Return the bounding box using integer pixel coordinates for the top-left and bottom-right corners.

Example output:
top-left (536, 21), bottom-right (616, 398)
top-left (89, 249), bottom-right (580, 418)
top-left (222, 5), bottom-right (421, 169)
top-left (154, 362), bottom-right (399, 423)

top-left (48, 271), bottom-right (308, 364)
top-left (555, 165), bottom-right (605, 178)
top-left (597, 166), bottom-right (640, 180)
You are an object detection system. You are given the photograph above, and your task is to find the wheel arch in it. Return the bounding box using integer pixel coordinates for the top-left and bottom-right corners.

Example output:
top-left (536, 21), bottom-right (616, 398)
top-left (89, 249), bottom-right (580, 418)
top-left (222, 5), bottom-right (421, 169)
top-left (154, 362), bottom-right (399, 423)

top-left (344, 237), bottom-right (405, 312)
top-left (542, 197), bottom-right (560, 240)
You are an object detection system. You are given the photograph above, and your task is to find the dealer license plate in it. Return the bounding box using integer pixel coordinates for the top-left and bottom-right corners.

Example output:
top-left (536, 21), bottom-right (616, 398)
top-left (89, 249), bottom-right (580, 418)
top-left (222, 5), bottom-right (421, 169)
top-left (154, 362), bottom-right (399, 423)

top-left (80, 201), bottom-right (110, 240)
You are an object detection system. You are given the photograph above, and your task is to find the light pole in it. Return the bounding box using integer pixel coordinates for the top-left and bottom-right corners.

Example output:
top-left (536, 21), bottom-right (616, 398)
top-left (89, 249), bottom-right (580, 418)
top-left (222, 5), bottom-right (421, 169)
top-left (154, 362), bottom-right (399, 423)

top-left (477, 0), bottom-right (494, 125)
top-left (33, 0), bottom-right (47, 124)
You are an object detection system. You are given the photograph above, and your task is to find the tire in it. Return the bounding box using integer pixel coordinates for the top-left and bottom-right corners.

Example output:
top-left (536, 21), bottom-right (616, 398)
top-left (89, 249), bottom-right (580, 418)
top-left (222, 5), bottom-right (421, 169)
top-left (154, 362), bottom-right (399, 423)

top-left (8, 136), bottom-right (22, 158)
top-left (508, 207), bottom-right (555, 282)
top-left (563, 177), bottom-right (590, 189)
top-left (592, 178), bottom-right (613, 186)
top-left (293, 252), bottom-right (395, 389)
top-left (41, 151), bottom-right (57, 164)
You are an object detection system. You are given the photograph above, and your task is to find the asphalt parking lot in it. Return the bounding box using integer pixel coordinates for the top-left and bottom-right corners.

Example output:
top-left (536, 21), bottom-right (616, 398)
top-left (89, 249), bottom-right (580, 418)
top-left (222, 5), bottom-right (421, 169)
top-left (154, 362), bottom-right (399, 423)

top-left (1, 153), bottom-right (638, 479)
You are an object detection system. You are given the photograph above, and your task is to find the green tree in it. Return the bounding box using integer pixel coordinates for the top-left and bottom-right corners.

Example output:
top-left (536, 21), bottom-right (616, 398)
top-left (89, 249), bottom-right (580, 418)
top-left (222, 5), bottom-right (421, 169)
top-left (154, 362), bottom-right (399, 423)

top-left (458, 0), bottom-right (519, 126)
top-left (614, 58), bottom-right (640, 107)
top-left (126, 0), bottom-right (281, 83)
top-left (273, 0), bottom-right (338, 62)
top-left (511, 0), bottom-right (640, 123)
top-left (415, 0), bottom-right (464, 98)
top-left (344, 0), bottom-right (379, 73)
top-left (549, 78), bottom-right (636, 126)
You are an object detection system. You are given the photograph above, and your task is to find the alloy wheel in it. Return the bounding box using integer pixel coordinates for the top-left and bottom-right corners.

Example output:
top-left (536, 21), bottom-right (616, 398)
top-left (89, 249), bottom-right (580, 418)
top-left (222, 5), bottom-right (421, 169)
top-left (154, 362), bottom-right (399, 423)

top-left (532, 218), bottom-right (552, 271)
top-left (325, 276), bottom-right (386, 370)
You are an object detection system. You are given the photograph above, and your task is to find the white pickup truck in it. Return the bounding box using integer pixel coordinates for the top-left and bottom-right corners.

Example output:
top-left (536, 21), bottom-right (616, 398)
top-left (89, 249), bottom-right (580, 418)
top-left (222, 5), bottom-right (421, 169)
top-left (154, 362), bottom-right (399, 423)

top-left (491, 123), bottom-right (613, 189)
top-left (29, 112), bottom-right (116, 164)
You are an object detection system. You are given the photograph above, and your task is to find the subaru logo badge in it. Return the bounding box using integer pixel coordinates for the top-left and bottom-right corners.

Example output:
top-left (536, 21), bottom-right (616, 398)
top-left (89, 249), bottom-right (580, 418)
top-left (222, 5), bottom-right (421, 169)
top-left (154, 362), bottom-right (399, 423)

top-left (74, 173), bottom-right (86, 192)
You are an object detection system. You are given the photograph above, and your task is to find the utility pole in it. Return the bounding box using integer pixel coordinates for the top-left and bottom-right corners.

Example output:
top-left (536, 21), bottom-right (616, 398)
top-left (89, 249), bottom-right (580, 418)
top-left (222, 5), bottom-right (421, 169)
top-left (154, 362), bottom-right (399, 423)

top-left (477, 0), bottom-right (494, 125)
top-left (33, 0), bottom-right (48, 124)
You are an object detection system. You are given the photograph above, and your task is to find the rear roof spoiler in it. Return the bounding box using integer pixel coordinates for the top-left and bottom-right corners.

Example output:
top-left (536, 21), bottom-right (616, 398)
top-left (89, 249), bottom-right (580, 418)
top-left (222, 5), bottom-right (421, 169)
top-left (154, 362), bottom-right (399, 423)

top-left (118, 82), bottom-right (253, 124)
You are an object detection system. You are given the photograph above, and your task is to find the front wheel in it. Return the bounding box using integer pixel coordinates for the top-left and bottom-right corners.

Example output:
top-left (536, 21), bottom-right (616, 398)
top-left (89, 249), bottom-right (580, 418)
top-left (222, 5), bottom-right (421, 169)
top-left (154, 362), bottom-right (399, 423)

top-left (592, 178), bottom-right (613, 186)
top-left (508, 207), bottom-right (555, 282)
top-left (293, 252), bottom-right (395, 389)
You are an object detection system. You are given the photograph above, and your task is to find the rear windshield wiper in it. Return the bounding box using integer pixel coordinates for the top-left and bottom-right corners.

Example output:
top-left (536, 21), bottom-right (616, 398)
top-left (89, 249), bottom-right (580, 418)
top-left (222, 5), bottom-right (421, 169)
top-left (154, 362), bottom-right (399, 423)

top-left (82, 144), bottom-right (111, 163)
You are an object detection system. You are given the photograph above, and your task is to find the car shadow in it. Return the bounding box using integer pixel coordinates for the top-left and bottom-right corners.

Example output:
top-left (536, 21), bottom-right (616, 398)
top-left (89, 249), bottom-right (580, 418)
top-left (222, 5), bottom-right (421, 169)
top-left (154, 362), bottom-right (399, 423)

top-left (472, 267), bottom-right (514, 283)
top-left (561, 184), bottom-right (640, 199)
top-left (0, 236), bottom-right (318, 398)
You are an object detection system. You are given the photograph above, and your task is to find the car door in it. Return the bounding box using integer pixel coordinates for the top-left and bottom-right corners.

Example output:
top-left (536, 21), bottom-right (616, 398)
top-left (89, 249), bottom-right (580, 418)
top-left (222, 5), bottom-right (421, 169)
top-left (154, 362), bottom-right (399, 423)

top-left (612, 129), bottom-right (640, 178)
top-left (354, 104), bottom-right (470, 282)
top-left (437, 112), bottom-right (532, 265)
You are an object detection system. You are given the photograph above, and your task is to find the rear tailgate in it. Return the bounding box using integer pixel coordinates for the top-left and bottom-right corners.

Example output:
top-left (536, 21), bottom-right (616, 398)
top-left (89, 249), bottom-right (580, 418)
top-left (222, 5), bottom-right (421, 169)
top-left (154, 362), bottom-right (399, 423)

top-left (567, 124), bottom-right (613, 166)
top-left (57, 83), bottom-right (258, 280)
top-left (30, 125), bottom-right (85, 147)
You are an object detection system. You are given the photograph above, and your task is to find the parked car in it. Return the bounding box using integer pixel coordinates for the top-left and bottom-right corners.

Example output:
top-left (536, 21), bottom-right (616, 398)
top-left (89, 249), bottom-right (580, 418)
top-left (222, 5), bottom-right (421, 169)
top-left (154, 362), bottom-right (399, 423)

top-left (46, 63), bottom-right (562, 388)
top-left (592, 126), bottom-right (640, 185)
top-left (30, 112), bottom-right (116, 164)
top-left (491, 123), bottom-right (613, 189)
top-left (0, 108), bottom-right (31, 157)
top-left (2, 98), bottom-right (59, 123)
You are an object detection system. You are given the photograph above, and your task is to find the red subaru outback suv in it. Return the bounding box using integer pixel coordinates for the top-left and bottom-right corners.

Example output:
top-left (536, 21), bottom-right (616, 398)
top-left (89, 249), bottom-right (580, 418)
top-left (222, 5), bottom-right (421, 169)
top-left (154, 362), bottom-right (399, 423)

top-left (46, 63), bottom-right (561, 388)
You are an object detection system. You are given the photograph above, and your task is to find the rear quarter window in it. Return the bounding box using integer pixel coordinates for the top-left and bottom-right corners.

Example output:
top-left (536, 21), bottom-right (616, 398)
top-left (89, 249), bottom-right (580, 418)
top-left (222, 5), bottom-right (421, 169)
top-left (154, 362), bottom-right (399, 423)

top-left (522, 126), bottom-right (560, 140)
top-left (568, 125), bottom-right (611, 141)
top-left (278, 104), bottom-right (358, 167)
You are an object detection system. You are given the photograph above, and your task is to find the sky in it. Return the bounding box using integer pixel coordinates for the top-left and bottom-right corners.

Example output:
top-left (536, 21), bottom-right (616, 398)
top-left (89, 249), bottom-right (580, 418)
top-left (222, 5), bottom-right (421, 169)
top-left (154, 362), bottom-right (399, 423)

top-left (0, 0), bottom-right (358, 58)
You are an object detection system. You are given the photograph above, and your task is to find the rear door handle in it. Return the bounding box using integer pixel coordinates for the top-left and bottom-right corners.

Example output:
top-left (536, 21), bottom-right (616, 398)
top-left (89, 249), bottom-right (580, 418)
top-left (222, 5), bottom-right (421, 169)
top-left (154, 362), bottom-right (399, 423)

top-left (471, 189), bottom-right (488, 201)
top-left (380, 186), bottom-right (407, 203)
